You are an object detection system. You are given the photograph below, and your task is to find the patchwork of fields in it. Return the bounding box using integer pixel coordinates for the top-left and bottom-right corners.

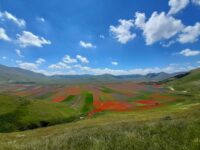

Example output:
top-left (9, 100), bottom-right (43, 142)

top-left (0, 82), bottom-right (176, 116)
top-left (0, 81), bottom-right (187, 134)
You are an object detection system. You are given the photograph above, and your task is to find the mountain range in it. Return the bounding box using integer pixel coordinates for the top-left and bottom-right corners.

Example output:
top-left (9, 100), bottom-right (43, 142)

top-left (0, 64), bottom-right (185, 84)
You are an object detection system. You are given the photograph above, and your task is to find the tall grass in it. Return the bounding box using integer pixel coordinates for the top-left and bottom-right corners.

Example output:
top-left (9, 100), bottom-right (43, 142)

top-left (1, 116), bottom-right (200, 150)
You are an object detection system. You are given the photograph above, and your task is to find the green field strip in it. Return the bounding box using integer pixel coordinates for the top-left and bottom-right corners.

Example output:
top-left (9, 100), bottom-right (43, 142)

top-left (81, 92), bottom-right (94, 114)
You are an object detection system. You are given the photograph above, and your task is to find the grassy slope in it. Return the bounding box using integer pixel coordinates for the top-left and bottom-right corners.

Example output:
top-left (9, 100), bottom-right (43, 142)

top-left (166, 68), bottom-right (200, 104)
top-left (0, 94), bottom-right (77, 133)
top-left (167, 68), bottom-right (200, 91)
top-left (0, 68), bottom-right (200, 150)
top-left (0, 104), bottom-right (200, 150)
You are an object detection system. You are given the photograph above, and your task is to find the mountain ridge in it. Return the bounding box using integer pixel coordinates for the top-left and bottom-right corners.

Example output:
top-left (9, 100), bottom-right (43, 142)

top-left (0, 64), bottom-right (187, 84)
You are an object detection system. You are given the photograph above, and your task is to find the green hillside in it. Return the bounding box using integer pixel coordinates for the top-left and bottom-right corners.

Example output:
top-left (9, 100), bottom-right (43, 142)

top-left (167, 68), bottom-right (200, 92)
top-left (0, 94), bottom-right (78, 133)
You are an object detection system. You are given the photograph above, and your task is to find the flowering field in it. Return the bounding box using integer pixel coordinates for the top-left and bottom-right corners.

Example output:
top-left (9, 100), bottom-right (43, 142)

top-left (0, 82), bottom-right (176, 117)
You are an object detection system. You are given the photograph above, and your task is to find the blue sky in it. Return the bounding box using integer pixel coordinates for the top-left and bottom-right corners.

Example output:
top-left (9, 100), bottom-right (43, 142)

top-left (0, 0), bottom-right (200, 75)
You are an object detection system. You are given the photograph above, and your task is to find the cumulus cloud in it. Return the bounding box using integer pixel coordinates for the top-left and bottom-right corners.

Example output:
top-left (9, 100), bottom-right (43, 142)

top-left (111, 61), bottom-right (118, 66)
top-left (63, 55), bottom-right (77, 64)
top-left (135, 12), bottom-right (184, 45)
top-left (18, 62), bottom-right (38, 70)
top-left (80, 41), bottom-right (96, 48)
top-left (0, 28), bottom-right (11, 41)
top-left (49, 55), bottom-right (81, 70)
top-left (15, 49), bottom-right (24, 57)
top-left (179, 49), bottom-right (200, 56)
top-left (0, 11), bottom-right (26, 28)
top-left (114, 4), bottom-right (198, 46)
top-left (17, 59), bottom-right (73, 75)
top-left (17, 31), bottom-right (51, 47)
top-left (19, 60), bottom-right (196, 76)
top-left (17, 57), bottom-right (46, 71)
top-left (192, 0), bottom-right (200, 5)
top-left (135, 12), bottom-right (146, 29)
top-left (36, 58), bottom-right (46, 64)
top-left (74, 64), bottom-right (194, 75)
top-left (168, 0), bottom-right (189, 15)
top-left (177, 22), bottom-right (200, 43)
top-left (48, 62), bottom-right (71, 70)
top-left (33, 64), bottom-right (195, 76)
top-left (76, 55), bottom-right (89, 64)
top-left (110, 19), bottom-right (136, 44)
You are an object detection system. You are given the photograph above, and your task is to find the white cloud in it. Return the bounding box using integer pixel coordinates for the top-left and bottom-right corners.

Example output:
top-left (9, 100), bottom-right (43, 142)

top-left (48, 62), bottom-right (71, 70)
top-left (177, 22), bottom-right (200, 43)
top-left (74, 64), bottom-right (194, 75)
top-left (49, 55), bottom-right (79, 70)
top-left (179, 49), bottom-right (200, 56)
top-left (15, 49), bottom-right (24, 57)
top-left (62, 55), bottom-right (77, 64)
top-left (192, 0), bottom-right (200, 5)
top-left (36, 58), bottom-right (46, 64)
top-left (18, 62), bottom-right (38, 70)
top-left (79, 41), bottom-right (96, 48)
top-left (110, 19), bottom-right (136, 44)
top-left (136, 12), bottom-right (184, 45)
top-left (18, 60), bottom-right (195, 76)
top-left (32, 64), bottom-right (195, 76)
top-left (197, 61), bottom-right (200, 63)
top-left (35, 69), bottom-right (78, 76)
top-left (135, 12), bottom-right (146, 29)
top-left (0, 28), bottom-right (11, 41)
top-left (17, 31), bottom-right (51, 47)
top-left (76, 55), bottom-right (89, 64)
top-left (0, 11), bottom-right (26, 28)
top-left (168, 0), bottom-right (189, 15)
top-left (111, 61), bottom-right (118, 66)
top-left (36, 17), bottom-right (45, 22)
top-left (16, 59), bottom-right (74, 75)
top-left (17, 58), bottom-right (46, 71)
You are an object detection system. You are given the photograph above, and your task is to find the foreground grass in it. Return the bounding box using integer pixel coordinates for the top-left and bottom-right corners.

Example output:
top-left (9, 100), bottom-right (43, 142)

top-left (0, 103), bottom-right (200, 150)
